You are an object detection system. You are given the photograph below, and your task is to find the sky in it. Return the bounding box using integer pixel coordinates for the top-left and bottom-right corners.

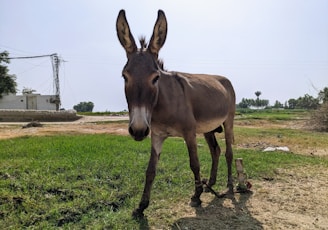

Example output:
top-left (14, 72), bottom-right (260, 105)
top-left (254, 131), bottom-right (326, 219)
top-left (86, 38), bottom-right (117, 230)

top-left (1, 0), bottom-right (327, 111)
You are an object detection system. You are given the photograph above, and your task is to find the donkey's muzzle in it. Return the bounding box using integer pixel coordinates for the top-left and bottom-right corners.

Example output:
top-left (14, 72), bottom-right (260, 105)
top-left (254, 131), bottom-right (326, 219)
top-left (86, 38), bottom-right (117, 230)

top-left (129, 125), bottom-right (150, 141)
top-left (128, 106), bottom-right (151, 141)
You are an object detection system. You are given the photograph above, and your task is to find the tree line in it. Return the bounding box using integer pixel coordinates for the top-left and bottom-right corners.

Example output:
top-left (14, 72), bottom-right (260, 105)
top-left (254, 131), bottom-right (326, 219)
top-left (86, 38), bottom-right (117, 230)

top-left (238, 88), bottom-right (328, 110)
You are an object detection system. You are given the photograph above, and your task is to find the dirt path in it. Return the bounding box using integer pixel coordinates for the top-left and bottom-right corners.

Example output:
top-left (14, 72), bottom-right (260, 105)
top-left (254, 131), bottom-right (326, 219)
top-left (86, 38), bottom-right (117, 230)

top-left (0, 115), bottom-right (129, 139)
top-left (1, 116), bottom-right (327, 229)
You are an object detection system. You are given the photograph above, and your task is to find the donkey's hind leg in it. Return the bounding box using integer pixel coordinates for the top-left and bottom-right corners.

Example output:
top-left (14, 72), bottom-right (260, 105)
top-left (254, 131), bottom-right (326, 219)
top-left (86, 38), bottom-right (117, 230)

top-left (223, 117), bottom-right (234, 193)
top-left (204, 131), bottom-right (221, 190)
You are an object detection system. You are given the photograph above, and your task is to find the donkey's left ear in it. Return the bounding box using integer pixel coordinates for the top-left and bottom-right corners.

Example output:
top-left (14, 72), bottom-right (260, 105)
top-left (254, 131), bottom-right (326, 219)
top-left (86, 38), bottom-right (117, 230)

top-left (148, 10), bottom-right (167, 57)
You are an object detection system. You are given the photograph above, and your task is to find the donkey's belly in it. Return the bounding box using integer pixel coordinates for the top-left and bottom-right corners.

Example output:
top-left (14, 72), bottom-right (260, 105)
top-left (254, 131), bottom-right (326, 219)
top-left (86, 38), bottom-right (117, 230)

top-left (196, 116), bottom-right (227, 133)
top-left (151, 123), bottom-right (183, 137)
top-left (151, 116), bottom-right (227, 137)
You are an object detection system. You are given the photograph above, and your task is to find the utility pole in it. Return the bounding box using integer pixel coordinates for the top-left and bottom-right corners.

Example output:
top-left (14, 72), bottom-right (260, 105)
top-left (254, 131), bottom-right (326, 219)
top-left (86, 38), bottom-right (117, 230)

top-left (51, 54), bottom-right (61, 110)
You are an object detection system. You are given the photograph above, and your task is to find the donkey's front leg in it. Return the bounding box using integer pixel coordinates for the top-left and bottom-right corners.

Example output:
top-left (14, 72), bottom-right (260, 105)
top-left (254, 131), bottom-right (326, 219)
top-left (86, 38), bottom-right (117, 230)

top-left (184, 133), bottom-right (203, 207)
top-left (132, 134), bottom-right (166, 218)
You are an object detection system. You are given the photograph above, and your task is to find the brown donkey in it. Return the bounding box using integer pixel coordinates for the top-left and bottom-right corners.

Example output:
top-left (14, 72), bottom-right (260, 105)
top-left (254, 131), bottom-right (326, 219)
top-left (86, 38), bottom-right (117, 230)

top-left (116, 9), bottom-right (236, 218)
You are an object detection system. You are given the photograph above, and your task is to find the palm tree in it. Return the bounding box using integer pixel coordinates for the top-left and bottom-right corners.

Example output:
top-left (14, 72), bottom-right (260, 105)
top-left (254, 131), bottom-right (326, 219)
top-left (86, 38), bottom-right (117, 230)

top-left (255, 91), bottom-right (261, 100)
top-left (255, 91), bottom-right (261, 107)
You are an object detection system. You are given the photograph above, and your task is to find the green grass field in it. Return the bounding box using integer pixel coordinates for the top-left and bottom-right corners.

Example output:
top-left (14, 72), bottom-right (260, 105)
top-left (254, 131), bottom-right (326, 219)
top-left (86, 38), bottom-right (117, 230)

top-left (1, 131), bottom-right (327, 228)
top-left (236, 108), bottom-right (308, 120)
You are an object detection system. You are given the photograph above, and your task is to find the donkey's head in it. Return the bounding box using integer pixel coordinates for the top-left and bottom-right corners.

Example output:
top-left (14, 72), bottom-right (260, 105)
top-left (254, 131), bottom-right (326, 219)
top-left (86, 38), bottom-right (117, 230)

top-left (116, 10), bottom-right (167, 141)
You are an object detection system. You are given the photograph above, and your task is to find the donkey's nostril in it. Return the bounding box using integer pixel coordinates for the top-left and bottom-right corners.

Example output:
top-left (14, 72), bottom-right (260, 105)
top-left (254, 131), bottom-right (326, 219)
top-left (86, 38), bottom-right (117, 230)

top-left (128, 126), bottom-right (134, 136)
top-left (128, 125), bottom-right (150, 141)
top-left (144, 126), bottom-right (150, 137)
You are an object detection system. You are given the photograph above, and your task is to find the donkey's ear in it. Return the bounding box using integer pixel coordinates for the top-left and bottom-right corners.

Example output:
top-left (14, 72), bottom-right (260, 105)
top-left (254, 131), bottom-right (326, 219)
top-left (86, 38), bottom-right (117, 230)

top-left (148, 10), bottom-right (167, 57)
top-left (116, 10), bottom-right (137, 57)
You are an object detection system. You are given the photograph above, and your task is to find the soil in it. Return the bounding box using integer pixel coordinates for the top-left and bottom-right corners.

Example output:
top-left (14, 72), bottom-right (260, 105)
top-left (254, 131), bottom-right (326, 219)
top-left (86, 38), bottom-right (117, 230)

top-left (1, 116), bottom-right (327, 229)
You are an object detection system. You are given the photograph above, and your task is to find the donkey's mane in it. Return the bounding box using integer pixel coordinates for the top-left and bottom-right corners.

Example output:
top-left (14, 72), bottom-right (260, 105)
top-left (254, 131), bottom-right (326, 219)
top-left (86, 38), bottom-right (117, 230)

top-left (139, 36), bottom-right (166, 71)
top-left (139, 36), bottom-right (148, 50)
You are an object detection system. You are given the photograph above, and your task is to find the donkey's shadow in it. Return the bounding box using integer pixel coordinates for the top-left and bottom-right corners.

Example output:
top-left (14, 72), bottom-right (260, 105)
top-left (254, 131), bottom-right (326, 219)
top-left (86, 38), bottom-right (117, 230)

top-left (172, 191), bottom-right (263, 230)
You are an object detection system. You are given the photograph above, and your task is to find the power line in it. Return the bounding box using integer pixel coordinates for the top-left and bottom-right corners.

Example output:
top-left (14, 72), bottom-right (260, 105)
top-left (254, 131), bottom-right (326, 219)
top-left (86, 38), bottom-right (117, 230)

top-left (7, 53), bottom-right (57, 59)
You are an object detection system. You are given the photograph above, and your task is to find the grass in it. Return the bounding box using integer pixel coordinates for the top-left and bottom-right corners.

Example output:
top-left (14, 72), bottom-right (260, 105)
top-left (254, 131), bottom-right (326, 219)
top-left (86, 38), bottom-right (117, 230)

top-left (93, 120), bottom-right (129, 125)
top-left (1, 133), bottom-right (327, 229)
top-left (235, 126), bottom-right (328, 152)
top-left (77, 111), bottom-right (128, 116)
top-left (235, 108), bottom-right (328, 154)
top-left (236, 108), bottom-right (309, 120)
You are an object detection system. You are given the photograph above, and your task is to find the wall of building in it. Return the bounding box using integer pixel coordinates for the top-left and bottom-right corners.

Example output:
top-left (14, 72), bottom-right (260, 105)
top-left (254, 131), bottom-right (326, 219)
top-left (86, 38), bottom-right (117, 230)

top-left (0, 109), bottom-right (80, 122)
top-left (34, 95), bottom-right (57, 110)
top-left (0, 94), bottom-right (57, 110)
top-left (0, 94), bottom-right (26, 109)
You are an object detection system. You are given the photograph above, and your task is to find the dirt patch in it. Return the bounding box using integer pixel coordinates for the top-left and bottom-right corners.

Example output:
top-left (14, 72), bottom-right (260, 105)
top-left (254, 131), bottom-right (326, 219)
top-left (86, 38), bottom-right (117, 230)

top-left (172, 166), bottom-right (328, 230)
top-left (0, 116), bottom-right (129, 140)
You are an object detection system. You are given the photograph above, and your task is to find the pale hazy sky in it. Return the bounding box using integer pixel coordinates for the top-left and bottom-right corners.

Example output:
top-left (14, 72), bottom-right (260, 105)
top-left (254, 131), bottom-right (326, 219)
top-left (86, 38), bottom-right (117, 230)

top-left (1, 0), bottom-right (327, 111)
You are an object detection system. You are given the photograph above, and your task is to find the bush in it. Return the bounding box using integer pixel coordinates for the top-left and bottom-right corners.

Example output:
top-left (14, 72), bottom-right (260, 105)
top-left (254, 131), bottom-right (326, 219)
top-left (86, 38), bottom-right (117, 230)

top-left (310, 102), bottom-right (328, 132)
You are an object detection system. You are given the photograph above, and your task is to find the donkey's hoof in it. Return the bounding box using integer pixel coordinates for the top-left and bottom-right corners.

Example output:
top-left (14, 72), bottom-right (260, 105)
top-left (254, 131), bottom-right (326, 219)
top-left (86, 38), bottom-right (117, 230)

top-left (228, 186), bottom-right (234, 194)
top-left (190, 197), bottom-right (202, 207)
top-left (204, 186), bottom-right (212, 193)
top-left (132, 209), bottom-right (144, 219)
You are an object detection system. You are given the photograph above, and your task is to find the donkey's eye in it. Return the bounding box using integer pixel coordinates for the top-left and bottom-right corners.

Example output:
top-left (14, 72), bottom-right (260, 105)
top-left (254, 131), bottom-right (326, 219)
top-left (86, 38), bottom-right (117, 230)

top-left (152, 75), bottom-right (160, 85)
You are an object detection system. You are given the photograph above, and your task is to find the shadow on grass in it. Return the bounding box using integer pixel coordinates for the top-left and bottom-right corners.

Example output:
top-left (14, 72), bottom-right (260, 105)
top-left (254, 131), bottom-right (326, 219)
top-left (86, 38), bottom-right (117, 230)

top-left (172, 191), bottom-right (263, 230)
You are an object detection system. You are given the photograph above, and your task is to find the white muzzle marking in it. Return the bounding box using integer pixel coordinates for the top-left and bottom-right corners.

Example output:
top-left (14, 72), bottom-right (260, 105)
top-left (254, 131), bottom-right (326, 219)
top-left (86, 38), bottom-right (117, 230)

top-left (129, 106), bottom-right (151, 141)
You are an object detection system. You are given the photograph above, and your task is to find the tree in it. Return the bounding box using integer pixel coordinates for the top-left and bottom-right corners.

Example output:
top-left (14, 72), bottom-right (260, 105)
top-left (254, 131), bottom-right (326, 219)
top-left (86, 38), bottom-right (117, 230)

top-left (297, 94), bottom-right (319, 109)
top-left (73, 101), bottom-right (94, 112)
top-left (288, 98), bottom-right (297, 109)
top-left (288, 94), bottom-right (319, 109)
top-left (273, 100), bottom-right (283, 108)
top-left (0, 51), bottom-right (17, 98)
top-left (258, 99), bottom-right (269, 107)
top-left (238, 98), bottom-right (254, 108)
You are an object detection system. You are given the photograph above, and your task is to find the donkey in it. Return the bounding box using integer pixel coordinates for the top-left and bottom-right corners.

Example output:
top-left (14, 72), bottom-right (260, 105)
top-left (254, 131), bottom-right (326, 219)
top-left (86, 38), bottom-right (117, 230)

top-left (116, 9), bottom-right (236, 218)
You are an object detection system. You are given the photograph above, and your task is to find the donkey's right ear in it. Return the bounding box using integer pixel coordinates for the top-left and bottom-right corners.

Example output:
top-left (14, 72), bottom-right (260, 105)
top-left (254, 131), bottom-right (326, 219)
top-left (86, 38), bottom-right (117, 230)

top-left (116, 10), bottom-right (137, 57)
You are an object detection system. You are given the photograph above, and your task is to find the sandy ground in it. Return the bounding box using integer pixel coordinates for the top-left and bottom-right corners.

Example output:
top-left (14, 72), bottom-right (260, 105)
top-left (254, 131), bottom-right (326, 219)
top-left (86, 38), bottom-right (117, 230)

top-left (1, 116), bottom-right (327, 229)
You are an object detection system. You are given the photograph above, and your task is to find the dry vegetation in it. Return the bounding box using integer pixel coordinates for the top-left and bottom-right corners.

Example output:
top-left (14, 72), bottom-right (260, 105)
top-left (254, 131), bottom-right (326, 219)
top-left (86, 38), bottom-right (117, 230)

top-left (309, 102), bottom-right (328, 132)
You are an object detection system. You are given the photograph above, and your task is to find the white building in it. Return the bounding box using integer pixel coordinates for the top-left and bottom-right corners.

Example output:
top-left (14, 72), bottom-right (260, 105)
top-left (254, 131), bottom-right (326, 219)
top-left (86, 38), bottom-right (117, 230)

top-left (0, 93), bottom-right (58, 110)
